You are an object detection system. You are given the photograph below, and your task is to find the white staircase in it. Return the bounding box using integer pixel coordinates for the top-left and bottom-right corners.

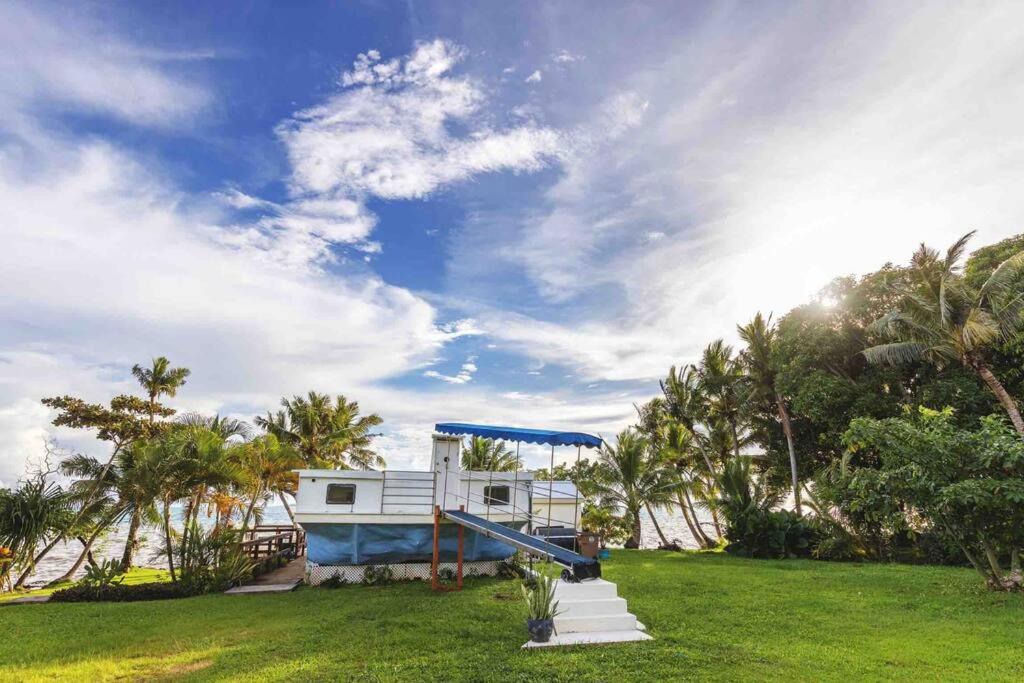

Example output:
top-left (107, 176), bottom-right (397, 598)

top-left (522, 578), bottom-right (652, 648)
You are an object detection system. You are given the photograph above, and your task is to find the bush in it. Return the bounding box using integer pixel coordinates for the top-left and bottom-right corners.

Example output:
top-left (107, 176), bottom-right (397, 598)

top-left (724, 508), bottom-right (818, 559)
top-left (810, 522), bottom-right (862, 562)
top-left (319, 573), bottom-right (347, 589)
top-left (50, 581), bottom-right (197, 603)
top-left (362, 565), bottom-right (394, 586)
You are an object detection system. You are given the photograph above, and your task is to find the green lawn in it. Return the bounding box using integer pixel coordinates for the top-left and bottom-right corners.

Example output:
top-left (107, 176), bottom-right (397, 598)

top-left (1, 551), bottom-right (1022, 681)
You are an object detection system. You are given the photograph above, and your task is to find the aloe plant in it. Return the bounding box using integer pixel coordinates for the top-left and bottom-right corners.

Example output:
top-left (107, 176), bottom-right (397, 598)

top-left (521, 572), bottom-right (562, 621)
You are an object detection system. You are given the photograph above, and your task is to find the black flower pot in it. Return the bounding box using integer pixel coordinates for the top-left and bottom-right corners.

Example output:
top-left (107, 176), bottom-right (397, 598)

top-left (527, 618), bottom-right (555, 643)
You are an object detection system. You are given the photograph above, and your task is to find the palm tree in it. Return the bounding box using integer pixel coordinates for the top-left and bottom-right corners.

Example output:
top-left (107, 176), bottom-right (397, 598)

top-left (738, 312), bottom-right (801, 514)
top-left (1, 478), bottom-right (73, 591)
top-left (131, 357), bottom-right (191, 425)
top-left (591, 429), bottom-right (678, 548)
top-left (658, 421), bottom-right (717, 548)
top-left (136, 424), bottom-right (243, 582)
top-left (694, 340), bottom-right (747, 459)
top-left (864, 232), bottom-right (1024, 436)
top-left (235, 434), bottom-right (302, 530)
top-left (255, 392), bottom-right (384, 469)
top-left (461, 437), bottom-right (519, 471)
top-left (57, 448), bottom-right (163, 573)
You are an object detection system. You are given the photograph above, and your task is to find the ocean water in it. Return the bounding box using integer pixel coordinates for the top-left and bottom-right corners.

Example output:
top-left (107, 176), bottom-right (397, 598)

top-left (25, 504), bottom-right (712, 587)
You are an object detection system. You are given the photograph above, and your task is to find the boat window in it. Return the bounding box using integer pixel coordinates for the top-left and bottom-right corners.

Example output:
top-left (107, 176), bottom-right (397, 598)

top-left (484, 485), bottom-right (510, 506)
top-left (325, 483), bottom-right (356, 505)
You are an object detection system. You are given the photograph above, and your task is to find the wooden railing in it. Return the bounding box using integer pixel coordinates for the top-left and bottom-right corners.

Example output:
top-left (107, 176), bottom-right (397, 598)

top-left (238, 525), bottom-right (306, 562)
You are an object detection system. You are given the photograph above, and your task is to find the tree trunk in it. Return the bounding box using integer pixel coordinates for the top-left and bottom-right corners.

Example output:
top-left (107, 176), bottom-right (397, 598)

top-left (682, 487), bottom-right (716, 548)
top-left (241, 490), bottom-right (261, 532)
top-left (13, 535), bottom-right (63, 589)
top-left (162, 499), bottom-right (176, 582)
top-left (278, 492), bottom-right (297, 528)
top-left (51, 524), bottom-right (106, 584)
top-left (645, 502), bottom-right (671, 548)
top-left (972, 358), bottom-right (1024, 437)
top-left (120, 509), bottom-right (142, 570)
top-left (709, 506), bottom-right (724, 540)
top-left (776, 393), bottom-right (802, 515)
top-left (675, 490), bottom-right (706, 548)
top-left (624, 510), bottom-right (642, 549)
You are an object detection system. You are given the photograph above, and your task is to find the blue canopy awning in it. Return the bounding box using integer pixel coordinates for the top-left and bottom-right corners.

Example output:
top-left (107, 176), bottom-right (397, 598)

top-left (434, 422), bottom-right (603, 449)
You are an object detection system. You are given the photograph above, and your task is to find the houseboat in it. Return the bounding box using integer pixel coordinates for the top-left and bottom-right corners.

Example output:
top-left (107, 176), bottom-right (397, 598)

top-left (294, 423), bottom-right (597, 584)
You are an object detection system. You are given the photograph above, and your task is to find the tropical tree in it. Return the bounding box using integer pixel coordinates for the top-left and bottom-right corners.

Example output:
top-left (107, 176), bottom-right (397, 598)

top-left (235, 434), bottom-right (302, 530)
top-left (738, 312), bottom-right (802, 514)
top-left (131, 357), bottom-right (191, 425)
top-left (461, 436), bottom-right (518, 471)
top-left (864, 232), bottom-right (1024, 436)
top-left (255, 392), bottom-right (384, 469)
top-left (58, 446), bottom-right (164, 573)
top-left (694, 340), bottom-right (747, 460)
top-left (0, 474), bottom-right (72, 592)
top-left (590, 429), bottom-right (678, 548)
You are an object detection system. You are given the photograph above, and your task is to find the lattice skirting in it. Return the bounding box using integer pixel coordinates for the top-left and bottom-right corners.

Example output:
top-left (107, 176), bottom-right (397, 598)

top-left (305, 559), bottom-right (502, 585)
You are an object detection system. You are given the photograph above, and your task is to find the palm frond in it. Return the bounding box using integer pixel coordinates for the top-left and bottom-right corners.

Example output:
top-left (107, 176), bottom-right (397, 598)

top-left (862, 341), bottom-right (927, 366)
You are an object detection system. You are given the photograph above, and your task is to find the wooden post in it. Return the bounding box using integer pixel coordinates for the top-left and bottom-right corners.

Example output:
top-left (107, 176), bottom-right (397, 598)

top-left (431, 505), bottom-right (441, 591)
top-left (456, 504), bottom-right (465, 591)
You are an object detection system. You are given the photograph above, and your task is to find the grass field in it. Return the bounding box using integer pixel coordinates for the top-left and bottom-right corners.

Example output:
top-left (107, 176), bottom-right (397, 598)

top-left (1, 551), bottom-right (1022, 681)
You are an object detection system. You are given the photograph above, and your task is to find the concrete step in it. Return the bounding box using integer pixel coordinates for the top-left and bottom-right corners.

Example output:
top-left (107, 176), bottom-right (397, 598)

top-left (557, 597), bottom-right (628, 618)
top-left (552, 578), bottom-right (618, 600)
top-left (522, 629), bottom-right (653, 648)
top-left (555, 612), bottom-right (637, 634)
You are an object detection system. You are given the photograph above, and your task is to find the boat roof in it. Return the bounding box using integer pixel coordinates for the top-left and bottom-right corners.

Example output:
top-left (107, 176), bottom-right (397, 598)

top-left (434, 422), bottom-right (602, 448)
top-left (532, 480), bottom-right (579, 500)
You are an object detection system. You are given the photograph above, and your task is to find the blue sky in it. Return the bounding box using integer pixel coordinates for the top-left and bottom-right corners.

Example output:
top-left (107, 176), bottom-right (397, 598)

top-left (2, 1), bottom-right (1024, 482)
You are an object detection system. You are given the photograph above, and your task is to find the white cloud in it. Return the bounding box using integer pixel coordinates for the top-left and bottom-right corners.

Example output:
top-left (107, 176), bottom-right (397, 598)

top-left (474, 3), bottom-right (1024, 381)
top-left (525, 70), bottom-right (543, 83)
top-left (423, 355), bottom-right (478, 384)
top-left (279, 40), bottom-right (565, 201)
top-left (0, 1), bottom-right (210, 129)
top-left (553, 50), bottom-right (584, 64)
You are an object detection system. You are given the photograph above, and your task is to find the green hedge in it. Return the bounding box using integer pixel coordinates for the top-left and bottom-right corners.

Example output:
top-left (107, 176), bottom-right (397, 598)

top-left (49, 582), bottom-right (198, 603)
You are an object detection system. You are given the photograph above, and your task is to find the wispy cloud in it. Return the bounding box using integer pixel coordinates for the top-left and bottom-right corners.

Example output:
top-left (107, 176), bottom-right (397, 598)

top-left (0, 1), bottom-right (210, 129)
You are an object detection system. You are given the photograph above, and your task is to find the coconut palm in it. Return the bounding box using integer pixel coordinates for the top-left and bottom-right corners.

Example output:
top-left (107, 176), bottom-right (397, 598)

top-left (255, 392), bottom-right (384, 469)
top-left (864, 232), bottom-right (1024, 436)
top-left (461, 436), bottom-right (519, 471)
top-left (694, 340), bottom-right (747, 459)
top-left (738, 312), bottom-right (801, 514)
top-left (131, 357), bottom-right (190, 425)
top-left (658, 421), bottom-right (717, 548)
top-left (591, 429), bottom-right (678, 548)
top-left (235, 434), bottom-right (303, 530)
top-left (57, 447), bottom-right (164, 573)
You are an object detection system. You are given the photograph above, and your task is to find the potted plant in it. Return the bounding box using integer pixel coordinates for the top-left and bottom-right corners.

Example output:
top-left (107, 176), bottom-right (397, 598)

top-left (521, 573), bottom-right (562, 643)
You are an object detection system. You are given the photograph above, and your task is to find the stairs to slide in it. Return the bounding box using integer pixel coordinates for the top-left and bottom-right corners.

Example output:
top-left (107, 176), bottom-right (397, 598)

top-left (522, 578), bottom-right (652, 648)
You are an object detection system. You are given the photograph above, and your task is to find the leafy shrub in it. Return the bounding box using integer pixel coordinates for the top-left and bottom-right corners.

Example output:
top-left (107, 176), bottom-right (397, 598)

top-left (80, 559), bottom-right (125, 591)
top-left (717, 457), bottom-right (817, 559)
top-left (437, 567), bottom-right (457, 583)
top-left (811, 522), bottom-right (862, 562)
top-left (724, 508), bottom-right (818, 559)
top-left (50, 582), bottom-right (197, 603)
top-left (159, 522), bottom-right (255, 592)
top-left (319, 574), bottom-right (347, 589)
top-left (362, 565), bottom-right (394, 586)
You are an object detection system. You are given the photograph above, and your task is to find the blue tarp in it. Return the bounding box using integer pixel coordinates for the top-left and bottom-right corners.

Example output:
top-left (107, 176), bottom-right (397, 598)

top-left (435, 422), bottom-right (603, 449)
top-left (305, 522), bottom-right (524, 565)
